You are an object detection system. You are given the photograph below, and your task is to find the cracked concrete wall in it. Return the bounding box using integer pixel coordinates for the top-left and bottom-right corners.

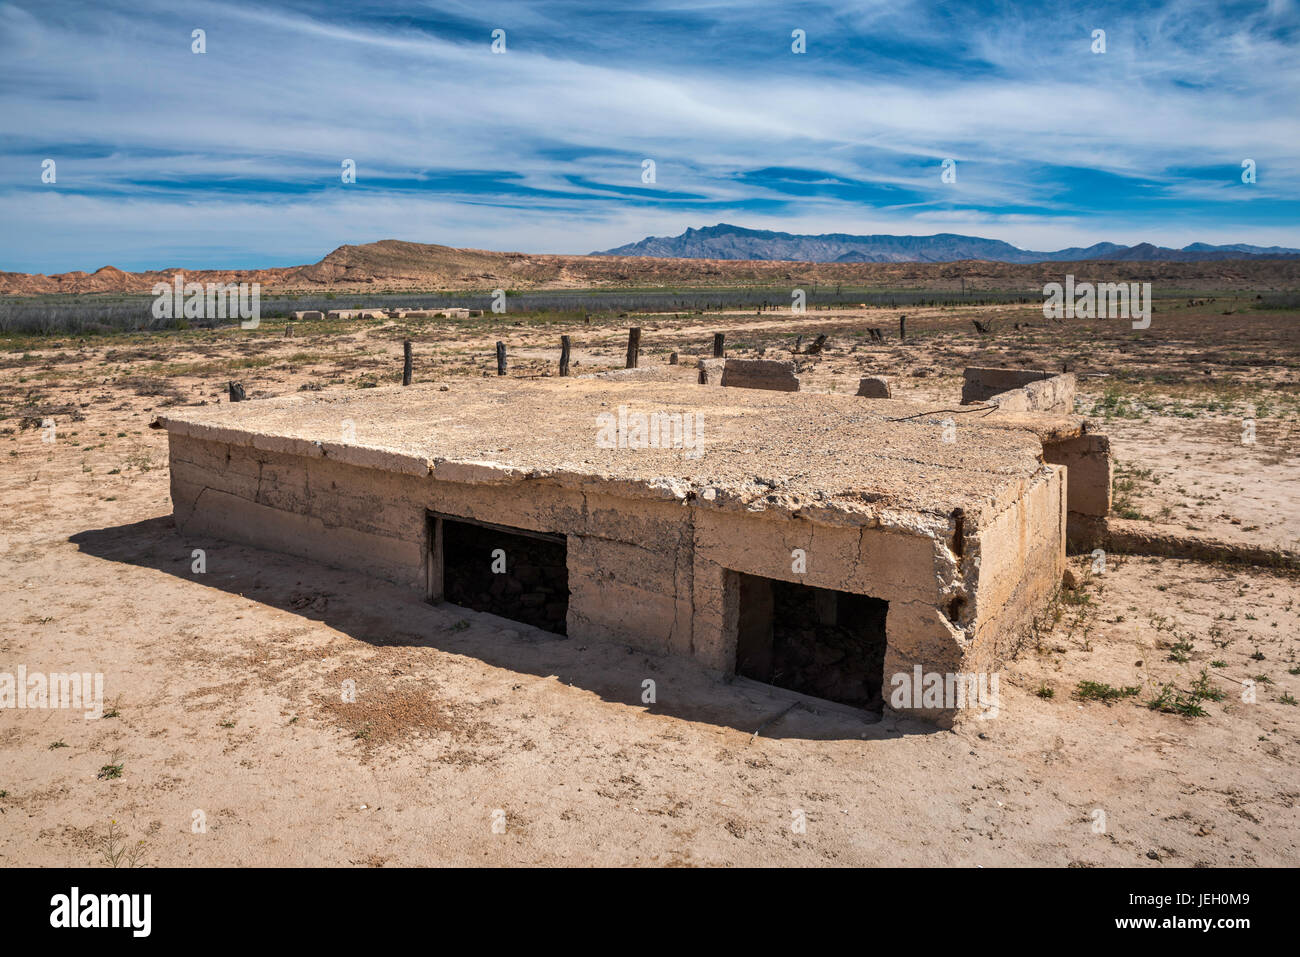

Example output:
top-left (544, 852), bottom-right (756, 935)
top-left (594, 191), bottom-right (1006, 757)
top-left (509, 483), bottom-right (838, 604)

top-left (169, 432), bottom-right (428, 589)
top-left (691, 509), bottom-right (957, 686)
top-left (563, 493), bottom-right (695, 657)
top-left (961, 367), bottom-right (1054, 403)
top-left (1042, 432), bottom-right (1113, 524)
top-left (168, 430), bottom-right (1065, 725)
top-left (966, 465), bottom-right (1067, 675)
top-left (962, 368), bottom-right (1076, 415)
top-left (170, 432), bottom-right (695, 656)
top-left (982, 375), bottom-right (1076, 414)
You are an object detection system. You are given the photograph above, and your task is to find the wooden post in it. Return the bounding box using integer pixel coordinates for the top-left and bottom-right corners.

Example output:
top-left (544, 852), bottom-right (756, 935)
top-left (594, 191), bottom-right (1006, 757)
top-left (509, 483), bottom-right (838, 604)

top-left (402, 340), bottom-right (413, 386)
top-left (626, 327), bottom-right (641, 369)
top-left (712, 332), bottom-right (725, 357)
top-left (496, 341), bottom-right (507, 376)
top-left (898, 315), bottom-right (907, 340)
top-left (559, 335), bottom-right (571, 376)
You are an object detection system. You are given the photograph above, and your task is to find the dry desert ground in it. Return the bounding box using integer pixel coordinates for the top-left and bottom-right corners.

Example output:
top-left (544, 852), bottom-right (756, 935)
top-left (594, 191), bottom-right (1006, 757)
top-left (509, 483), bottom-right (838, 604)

top-left (1, 299), bottom-right (1297, 866)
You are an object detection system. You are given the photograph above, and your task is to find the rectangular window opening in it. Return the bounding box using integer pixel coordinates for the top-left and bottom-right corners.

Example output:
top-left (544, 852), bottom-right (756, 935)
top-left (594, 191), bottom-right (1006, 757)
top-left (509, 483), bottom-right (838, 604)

top-left (734, 574), bottom-right (888, 710)
top-left (429, 514), bottom-right (569, 635)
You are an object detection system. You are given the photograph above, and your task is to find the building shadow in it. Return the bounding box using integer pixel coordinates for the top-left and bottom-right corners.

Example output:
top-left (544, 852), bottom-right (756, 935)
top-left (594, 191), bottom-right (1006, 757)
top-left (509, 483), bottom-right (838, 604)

top-left (69, 516), bottom-right (934, 743)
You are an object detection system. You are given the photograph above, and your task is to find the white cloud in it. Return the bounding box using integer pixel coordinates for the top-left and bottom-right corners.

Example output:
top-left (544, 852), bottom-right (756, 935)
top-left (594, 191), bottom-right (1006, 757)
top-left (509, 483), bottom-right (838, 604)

top-left (1, 0), bottom-right (1297, 269)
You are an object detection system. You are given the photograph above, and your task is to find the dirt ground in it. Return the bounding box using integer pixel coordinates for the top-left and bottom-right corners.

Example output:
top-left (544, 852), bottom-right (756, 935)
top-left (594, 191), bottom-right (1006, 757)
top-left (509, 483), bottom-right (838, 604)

top-left (1, 301), bottom-right (1297, 866)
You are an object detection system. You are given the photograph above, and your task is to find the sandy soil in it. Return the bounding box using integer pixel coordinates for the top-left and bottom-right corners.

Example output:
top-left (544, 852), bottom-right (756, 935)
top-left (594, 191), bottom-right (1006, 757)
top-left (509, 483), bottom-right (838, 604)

top-left (1, 303), bottom-right (1297, 866)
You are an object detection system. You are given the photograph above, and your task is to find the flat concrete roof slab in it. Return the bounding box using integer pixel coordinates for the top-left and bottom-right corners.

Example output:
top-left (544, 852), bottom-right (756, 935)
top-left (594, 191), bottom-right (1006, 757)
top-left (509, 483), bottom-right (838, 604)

top-left (155, 378), bottom-right (1050, 525)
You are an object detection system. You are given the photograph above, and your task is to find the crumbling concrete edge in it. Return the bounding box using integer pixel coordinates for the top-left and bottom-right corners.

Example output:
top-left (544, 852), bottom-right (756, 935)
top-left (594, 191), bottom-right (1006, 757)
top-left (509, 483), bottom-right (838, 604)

top-left (156, 410), bottom-right (1006, 535)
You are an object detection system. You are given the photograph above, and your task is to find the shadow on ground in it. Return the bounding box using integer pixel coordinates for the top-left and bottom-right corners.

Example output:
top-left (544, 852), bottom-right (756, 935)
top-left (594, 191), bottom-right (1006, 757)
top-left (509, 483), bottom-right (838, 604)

top-left (70, 516), bottom-right (932, 743)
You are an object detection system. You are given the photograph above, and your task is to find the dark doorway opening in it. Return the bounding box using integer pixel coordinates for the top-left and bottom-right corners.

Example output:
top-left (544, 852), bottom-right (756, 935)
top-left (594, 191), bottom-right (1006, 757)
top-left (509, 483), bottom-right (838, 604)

top-left (431, 514), bottom-right (569, 635)
top-left (734, 574), bottom-right (887, 709)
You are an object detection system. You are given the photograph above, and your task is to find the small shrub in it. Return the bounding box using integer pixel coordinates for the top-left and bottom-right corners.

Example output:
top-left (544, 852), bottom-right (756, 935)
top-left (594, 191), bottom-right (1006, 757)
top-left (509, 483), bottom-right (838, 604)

top-left (1075, 681), bottom-right (1140, 704)
top-left (1147, 683), bottom-right (1208, 718)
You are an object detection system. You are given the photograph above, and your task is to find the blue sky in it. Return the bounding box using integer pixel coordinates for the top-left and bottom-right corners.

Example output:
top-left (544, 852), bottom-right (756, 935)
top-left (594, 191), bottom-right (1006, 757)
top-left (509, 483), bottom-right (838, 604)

top-left (1, 0), bottom-right (1297, 271)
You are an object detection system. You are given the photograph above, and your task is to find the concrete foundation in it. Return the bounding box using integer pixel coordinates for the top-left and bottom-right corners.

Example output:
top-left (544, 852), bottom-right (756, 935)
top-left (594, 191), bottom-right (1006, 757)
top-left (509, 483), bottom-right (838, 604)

top-left (962, 367), bottom-right (1075, 414)
top-left (156, 379), bottom-right (1066, 726)
top-left (698, 358), bottom-right (800, 391)
top-left (963, 367), bottom-right (1109, 545)
top-left (1042, 432), bottom-right (1113, 546)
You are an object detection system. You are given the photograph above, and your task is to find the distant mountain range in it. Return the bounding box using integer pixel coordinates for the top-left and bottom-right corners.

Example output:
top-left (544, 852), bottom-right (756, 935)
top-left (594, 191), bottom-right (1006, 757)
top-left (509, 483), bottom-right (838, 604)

top-left (5, 236), bottom-right (1300, 296)
top-left (595, 224), bottom-right (1300, 263)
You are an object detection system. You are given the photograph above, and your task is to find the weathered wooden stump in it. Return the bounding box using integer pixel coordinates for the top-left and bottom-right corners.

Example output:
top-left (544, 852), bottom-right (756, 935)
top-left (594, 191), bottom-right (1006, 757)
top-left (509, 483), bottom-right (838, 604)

top-left (626, 327), bottom-right (641, 369)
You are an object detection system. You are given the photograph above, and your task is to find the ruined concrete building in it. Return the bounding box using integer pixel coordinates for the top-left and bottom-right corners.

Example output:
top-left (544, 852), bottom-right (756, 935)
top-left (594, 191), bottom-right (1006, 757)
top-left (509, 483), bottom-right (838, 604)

top-left (155, 365), bottom-right (1111, 725)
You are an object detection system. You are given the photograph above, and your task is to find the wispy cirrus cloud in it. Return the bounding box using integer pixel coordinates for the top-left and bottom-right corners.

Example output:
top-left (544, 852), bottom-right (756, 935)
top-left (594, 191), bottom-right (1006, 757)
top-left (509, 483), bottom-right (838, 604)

top-left (0, 0), bottom-right (1296, 270)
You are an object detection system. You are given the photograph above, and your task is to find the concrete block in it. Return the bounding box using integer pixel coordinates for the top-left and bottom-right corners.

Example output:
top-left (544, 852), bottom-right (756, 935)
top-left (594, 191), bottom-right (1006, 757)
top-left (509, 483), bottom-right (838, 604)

top-left (961, 367), bottom-right (1052, 404)
top-left (856, 376), bottom-right (892, 398)
top-left (1043, 432), bottom-right (1112, 517)
top-left (720, 358), bottom-right (800, 392)
top-left (697, 358), bottom-right (724, 385)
